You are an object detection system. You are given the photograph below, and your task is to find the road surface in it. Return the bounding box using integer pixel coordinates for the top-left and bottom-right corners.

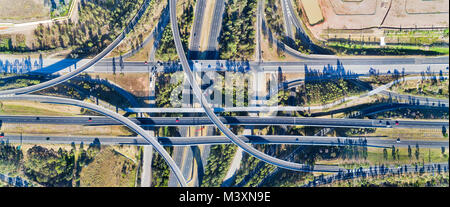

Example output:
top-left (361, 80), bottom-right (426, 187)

top-left (2, 115), bottom-right (447, 129)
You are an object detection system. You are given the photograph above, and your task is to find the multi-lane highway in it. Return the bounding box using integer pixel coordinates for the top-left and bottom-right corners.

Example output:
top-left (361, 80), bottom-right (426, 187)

top-left (3, 134), bottom-right (447, 148)
top-left (87, 57), bottom-right (449, 76)
top-left (188, 0), bottom-right (207, 59)
top-left (281, 0), bottom-right (295, 43)
top-left (1, 115), bottom-right (448, 129)
top-left (206, 0), bottom-right (226, 59)
top-left (0, 0), bottom-right (448, 184)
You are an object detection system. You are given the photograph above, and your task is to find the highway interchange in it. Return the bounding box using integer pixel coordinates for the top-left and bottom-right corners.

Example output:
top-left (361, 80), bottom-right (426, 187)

top-left (0, 0), bottom-right (448, 187)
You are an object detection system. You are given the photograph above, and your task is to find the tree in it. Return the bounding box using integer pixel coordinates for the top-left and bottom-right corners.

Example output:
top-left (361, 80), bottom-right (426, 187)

top-left (415, 144), bottom-right (420, 160)
top-left (383, 148), bottom-right (388, 160)
top-left (408, 145), bottom-right (412, 159)
top-left (391, 146), bottom-right (396, 160)
top-left (442, 126), bottom-right (448, 138)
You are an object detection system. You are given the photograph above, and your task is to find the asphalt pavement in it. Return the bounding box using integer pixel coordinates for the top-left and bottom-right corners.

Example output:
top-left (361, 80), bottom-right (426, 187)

top-left (2, 115), bottom-right (447, 129)
top-left (2, 134), bottom-right (447, 148)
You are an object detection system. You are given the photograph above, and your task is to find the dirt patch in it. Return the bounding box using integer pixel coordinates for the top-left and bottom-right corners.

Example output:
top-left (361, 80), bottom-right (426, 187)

top-left (327, 0), bottom-right (377, 15)
top-left (0, 0), bottom-right (49, 23)
top-left (260, 33), bottom-right (299, 61)
top-left (405, 0), bottom-right (449, 14)
top-left (302, 0), bottom-right (449, 42)
top-left (88, 73), bottom-right (149, 98)
top-left (283, 72), bottom-right (305, 82)
top-left (79, 146), bottom-right (137, 187)
top-left (124, 38), bottom-right (154, 61)
top-left (300, 0), bottom-right (324, 25)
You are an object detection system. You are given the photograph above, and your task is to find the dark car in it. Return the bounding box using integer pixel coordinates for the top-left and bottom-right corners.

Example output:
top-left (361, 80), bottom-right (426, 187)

top-left (395, 121), bottom-right (399, 126)
top-left (36, 117), bottom-right (40, 120)
top-left (88, 117), bottom-right (92, 122)
top-left (386, 121), bottom-right (391, 128)
top-left (175, 117), bottom-right (180, 123)
top-left (396, 138), bottom-right (401, 143)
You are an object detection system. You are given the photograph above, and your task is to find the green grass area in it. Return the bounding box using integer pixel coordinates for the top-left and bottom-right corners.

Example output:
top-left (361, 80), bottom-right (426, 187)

top-left (0, 103), bottom-right (74, 116)
top-left (0, 78), bottom-right (40, 91)
top-left (300, 79), bottom-right (368, 105)
top-left (327, 42), bottom-right (449, 56)
top-left (50, 0), bottom-right (74, 19)
top-left (326, 147), bottom-right (449, 169)
top-left (0, 0), bottom-right (49, 22)
top-left (367, 107), bottom-right (449, 120)
top-left (0, 141), bottom-right (140, 187)
top-left (0, 38), bottom-right (12, 52)
top-left (390, 78), bottom-right (449, 100)
top-left (329, 173), bottom-right (449, 187)
top-left (79, 147), bottom-right (137, 187)
top-left (384, 29), bottom-right (447, 45)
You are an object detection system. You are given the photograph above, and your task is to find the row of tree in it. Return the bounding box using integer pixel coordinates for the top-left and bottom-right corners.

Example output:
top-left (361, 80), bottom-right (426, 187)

top-left (219, 0), bottom-right (257, 60)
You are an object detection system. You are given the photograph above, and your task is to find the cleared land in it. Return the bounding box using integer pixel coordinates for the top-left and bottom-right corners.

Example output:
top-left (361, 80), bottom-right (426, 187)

top-left (300, 0), bottom-right (324, 25)
top-left (0, 0), bottom-right (49, 23)
top-left (88, 73), bottom-right (150, 99)
top-left (79, 147), bottom-right (138, 187)
top-left (302, 0), bottom-right (449, 43)
top-left (0, 101), bottom-right (81, 116)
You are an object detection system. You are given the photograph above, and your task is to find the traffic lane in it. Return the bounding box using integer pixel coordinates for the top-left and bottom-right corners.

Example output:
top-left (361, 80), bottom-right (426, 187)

top-left (2, 135), bottom-right (141, 145)
top-left (207, 0), bottom-right (225, 51)
top-left (3, 134), bottom-right (447, 148)
top-left (1, 115), bottom-right (448, 129)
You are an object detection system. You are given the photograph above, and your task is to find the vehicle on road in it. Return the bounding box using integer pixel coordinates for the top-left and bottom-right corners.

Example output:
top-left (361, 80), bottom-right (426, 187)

top-left (88, 117), bottom-right (92, 122)
top-left (175, 117), bottom-right (180, 123)
top-left (36, 117), bottom-right (40, 120)
top-left (395, 121), bottom-right (399, 126)
top-left (396, 138), bottom-right (401, 143)
top-left (386, 121), bottom-right (391, 128)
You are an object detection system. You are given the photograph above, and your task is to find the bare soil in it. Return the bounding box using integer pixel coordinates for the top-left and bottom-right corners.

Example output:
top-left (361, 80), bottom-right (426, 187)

top-left (301, 0), bottom-right (449, 42)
